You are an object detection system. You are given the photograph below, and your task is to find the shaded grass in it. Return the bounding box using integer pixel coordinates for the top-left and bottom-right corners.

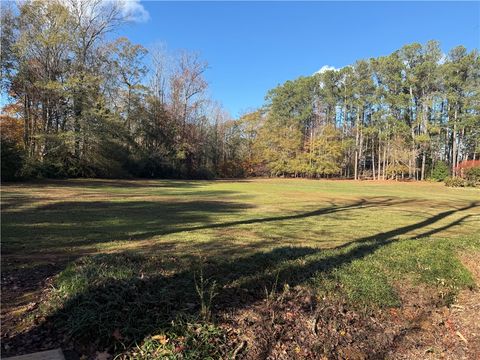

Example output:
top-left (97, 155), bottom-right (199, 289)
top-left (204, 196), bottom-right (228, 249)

top-left (125, 320), bottom-right (229, 360)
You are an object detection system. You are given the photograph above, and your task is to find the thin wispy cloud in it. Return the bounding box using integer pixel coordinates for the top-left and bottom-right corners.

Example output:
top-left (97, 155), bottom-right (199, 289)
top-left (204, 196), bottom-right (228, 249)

top-left (118, 0), bottom-right (150, 23)
top-left (62, 0), bottom-right (150, 23)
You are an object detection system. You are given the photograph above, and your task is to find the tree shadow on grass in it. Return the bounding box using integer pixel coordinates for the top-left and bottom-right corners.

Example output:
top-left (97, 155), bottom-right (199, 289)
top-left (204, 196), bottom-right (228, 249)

top-left (1, 200), bottom-right (254, 253)
top-left (336, 201), bottom-right (479, 250)
top-left (2, 196), bottom-right (414, 255)
top-left (0, 178), bottom-right (212, 189)
top-left (4, 201), bottom-right (478, 357)
top-left (1, 197), bottom-right (396, 325)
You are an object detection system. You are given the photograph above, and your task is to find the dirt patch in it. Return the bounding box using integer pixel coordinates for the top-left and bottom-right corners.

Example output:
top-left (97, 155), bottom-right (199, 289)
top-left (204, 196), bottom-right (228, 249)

top-left (220, 276), bottom-right (480, 360)
top-left (221, 287), bottom-right (400, 359)
top-left (1, 267), bottom-right (58, 355)
top-left (1, 254), bottom-right (82, 356)
top-left (392, 252), bottom-right (480, 360)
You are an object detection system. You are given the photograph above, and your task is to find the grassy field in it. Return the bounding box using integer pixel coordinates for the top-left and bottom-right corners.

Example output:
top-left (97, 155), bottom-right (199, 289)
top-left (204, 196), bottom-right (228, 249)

top-left (2, 179), bottom-right (480, 358)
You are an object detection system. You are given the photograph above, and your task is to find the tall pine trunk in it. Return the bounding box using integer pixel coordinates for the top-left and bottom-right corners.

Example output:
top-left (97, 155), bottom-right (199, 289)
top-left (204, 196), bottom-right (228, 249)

top-left (354, 111), bottom-right (360, 180)
top-left (372, 138), bottom-right (376, 180)
top-left (452, 107), bottom-right (458, 177)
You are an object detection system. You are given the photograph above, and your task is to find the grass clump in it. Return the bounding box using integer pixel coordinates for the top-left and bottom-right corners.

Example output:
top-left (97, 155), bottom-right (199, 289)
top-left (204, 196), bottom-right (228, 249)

top-left (312, 236), bottom-right (478, 308)
top-left (194, 267), bottom-right (218, 322)
top-left (332, 258), bottom-right (399, 307)
top-left (46, 253), bottom-right (184, 347)
top-left (44, 252), bottom-right (230, 357)
top-left (123, 319), bottom-right (228, 360)
top-left (378, 238), bottom-right (476, 287)
top-left (53, 253), bottom-right (145, 299)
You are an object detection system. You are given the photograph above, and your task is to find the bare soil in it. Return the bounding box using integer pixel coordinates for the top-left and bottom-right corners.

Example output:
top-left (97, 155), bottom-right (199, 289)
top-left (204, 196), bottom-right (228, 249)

top-left (391, 252), bottom-right (480, 360)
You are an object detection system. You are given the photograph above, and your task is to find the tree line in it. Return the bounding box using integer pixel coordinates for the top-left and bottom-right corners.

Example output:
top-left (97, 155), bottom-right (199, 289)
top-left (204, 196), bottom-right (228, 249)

top-left (1, 0), bottom-right (245, 180)
top-left (1, 0), bottom-right (479, 181)
top-left (241, 41), bottom-right (480, 180)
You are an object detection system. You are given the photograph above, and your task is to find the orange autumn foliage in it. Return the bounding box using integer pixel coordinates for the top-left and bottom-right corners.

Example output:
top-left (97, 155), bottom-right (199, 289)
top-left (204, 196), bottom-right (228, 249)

top-left (1, 105), bottom-right (24, 147)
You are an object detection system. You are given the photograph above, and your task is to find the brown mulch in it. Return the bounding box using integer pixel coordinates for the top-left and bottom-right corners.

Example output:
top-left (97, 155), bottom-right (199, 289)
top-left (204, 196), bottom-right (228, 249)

top-left (220, 288), bottom-right (399, 359)
top-left (220, 278), bottom-right (480, 360)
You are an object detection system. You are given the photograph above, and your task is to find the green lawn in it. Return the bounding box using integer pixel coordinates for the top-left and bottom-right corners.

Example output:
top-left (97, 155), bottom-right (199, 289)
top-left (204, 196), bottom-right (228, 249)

top-left (2, 179), bottom-right (480, 358)
top-left (3, 179), bottom-right (479, 259)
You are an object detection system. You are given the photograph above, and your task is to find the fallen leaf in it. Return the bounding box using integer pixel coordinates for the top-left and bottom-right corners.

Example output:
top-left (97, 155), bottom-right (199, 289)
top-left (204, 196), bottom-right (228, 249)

top-left (152, 334), bottom-right (169, 345)
top-left (456, 331), bottom-right (468, 344)
top-left (174, 345), bottom-right (185, 353)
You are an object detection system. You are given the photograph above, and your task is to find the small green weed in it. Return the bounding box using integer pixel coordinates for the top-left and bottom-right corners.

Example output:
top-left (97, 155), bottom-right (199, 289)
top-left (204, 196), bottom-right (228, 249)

top-left (194, 266), bottom-right (218, 322)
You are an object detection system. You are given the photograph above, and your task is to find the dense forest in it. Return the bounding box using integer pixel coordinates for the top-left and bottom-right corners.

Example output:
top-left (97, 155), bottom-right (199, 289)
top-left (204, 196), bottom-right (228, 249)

top-left (1, 0), bottom-right (479, 181)
top-left (249, 44), bottom-right (480, 181)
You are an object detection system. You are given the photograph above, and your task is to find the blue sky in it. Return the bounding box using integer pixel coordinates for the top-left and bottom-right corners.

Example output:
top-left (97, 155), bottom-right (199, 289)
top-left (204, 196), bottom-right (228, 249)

top-left (117, 1), bottom-right (479, 117)
top-left (3, 1), bottom-right (479, 116)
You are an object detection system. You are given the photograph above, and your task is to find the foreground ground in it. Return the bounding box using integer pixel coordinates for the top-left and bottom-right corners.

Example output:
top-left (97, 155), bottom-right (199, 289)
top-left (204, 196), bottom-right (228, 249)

top-left (1, 179), bottom-right (480, 359)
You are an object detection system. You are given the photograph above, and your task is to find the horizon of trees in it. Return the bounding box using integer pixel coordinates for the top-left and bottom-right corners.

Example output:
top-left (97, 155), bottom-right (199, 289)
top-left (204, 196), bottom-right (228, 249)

top-left (242, 41), bottom-right (480, 180)
top-left (1, 0), bottom-right (245, 180)
top-left (1, 0), bottom-right (479, 181)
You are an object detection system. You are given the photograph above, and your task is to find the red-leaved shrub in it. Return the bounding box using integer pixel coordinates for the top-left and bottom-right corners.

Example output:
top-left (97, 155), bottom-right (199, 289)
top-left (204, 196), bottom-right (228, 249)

top-left (455, 160), bottom-right (480, 177)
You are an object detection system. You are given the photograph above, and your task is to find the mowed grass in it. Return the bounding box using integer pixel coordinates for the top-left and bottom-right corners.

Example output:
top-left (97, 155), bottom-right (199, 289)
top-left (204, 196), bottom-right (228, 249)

top-left (3, 178), bottom-right (479, 259)
top-left (2, 179), bottom-right (480, 357)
